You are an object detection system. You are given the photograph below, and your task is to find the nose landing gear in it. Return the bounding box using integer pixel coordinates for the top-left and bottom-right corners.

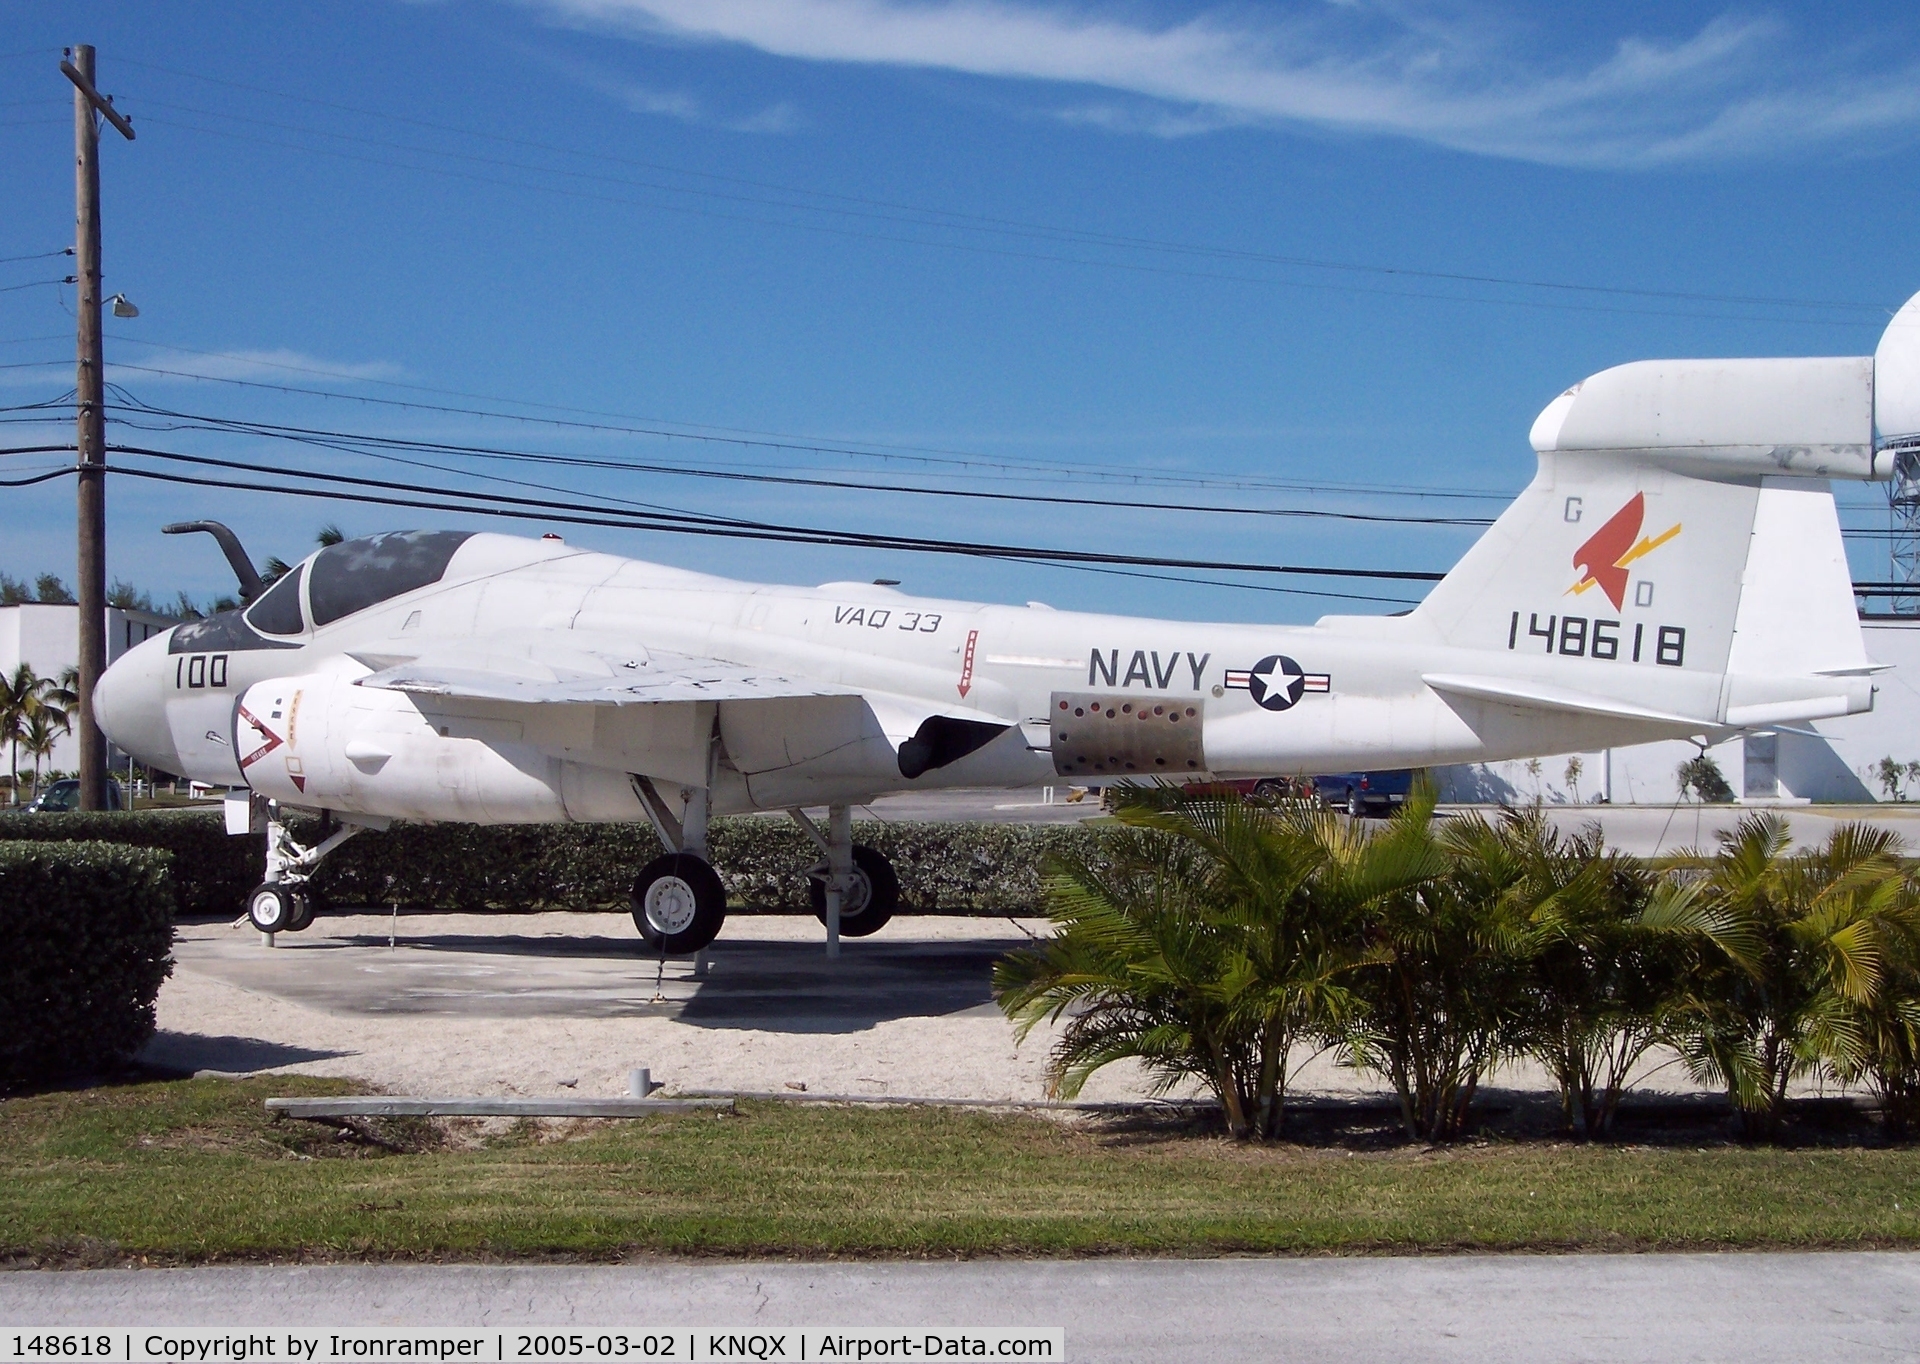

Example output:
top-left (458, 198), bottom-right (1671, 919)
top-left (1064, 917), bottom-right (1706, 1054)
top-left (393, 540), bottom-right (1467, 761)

top-left (245, 804), bottom-right (368, 934)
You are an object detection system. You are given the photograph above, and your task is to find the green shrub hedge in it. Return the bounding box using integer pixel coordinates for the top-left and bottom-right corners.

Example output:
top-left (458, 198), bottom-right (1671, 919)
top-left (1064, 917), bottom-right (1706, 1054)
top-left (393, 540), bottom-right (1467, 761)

top-left (0, 841), bottom-right (176, 1088)
top-left (0, 811), bottom-right (255, 915)
top-left (0, 810), bottom-right (1102, 916)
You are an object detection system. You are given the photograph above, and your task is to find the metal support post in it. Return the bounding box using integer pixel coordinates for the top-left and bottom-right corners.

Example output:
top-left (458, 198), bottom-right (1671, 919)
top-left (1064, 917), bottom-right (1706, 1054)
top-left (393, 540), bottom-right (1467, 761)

top-left (824, 803), bottom-right (852, 958)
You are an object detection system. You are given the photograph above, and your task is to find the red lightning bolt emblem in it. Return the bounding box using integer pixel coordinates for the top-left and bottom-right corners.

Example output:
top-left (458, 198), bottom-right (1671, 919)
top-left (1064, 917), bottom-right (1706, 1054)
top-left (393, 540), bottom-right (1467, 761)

top-left (1569, 493), bottom-right (1681, 611)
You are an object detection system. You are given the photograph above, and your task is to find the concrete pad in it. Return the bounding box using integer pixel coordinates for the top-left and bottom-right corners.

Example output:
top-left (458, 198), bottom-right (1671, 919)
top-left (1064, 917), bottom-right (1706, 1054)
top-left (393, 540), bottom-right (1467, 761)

top-left (164, 913), bottom-right (1023, 1029)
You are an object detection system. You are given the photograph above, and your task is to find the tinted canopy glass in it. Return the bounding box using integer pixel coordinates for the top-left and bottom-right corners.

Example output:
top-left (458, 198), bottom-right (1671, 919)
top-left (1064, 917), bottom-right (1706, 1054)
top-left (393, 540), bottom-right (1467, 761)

top-left (308, 530), bottom-right (475, 627)
top-left (244, 564), bottom-right (305, 636)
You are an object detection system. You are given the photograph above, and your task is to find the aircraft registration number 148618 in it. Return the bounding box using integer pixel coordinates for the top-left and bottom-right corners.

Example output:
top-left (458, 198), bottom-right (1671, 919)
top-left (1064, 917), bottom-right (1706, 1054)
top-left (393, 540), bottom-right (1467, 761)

top-left (1507, 612), bottom-right (1685, 667)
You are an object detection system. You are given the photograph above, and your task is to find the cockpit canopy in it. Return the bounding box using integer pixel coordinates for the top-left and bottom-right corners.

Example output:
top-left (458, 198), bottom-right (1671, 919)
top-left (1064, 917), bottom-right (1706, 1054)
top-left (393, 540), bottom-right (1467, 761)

top-left (242, 530), bottom-right (476, 637)
top-left (308, 530), bottom-right (475, 626)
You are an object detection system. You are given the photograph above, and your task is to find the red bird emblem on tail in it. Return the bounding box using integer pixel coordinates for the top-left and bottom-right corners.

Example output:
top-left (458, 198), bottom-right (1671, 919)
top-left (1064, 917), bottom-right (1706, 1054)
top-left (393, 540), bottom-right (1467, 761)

top-left (1568, 493), bottom-right (1682, 611)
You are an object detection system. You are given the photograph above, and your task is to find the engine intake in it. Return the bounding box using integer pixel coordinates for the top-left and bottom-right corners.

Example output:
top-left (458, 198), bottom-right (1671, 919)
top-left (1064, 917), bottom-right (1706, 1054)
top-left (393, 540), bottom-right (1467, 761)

top-left (235, 671), bottom-right (642, 823)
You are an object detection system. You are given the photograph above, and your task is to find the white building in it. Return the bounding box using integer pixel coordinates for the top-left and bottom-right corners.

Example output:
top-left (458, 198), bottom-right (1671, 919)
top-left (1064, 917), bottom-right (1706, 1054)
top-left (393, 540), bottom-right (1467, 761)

top-left (0, 602), bottom-right (177, 776)
top-left (1437, 617), bottom-right (1920, 805)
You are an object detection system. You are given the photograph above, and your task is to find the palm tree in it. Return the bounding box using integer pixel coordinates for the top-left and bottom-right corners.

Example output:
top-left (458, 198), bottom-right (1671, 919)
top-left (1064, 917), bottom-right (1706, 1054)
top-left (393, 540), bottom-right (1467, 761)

top-left (1480, 809), bottom-right (1723, 1138)
top-left (1675, 814), bottom-right (1920, 1139)
top-left (0, 663), bottom-right (52, 806)
top-left (1339, 804), bottom-right (1540, 1142)
top-left (994, 784), bottom-right (1443, 1140)
top-left (19, 703), bottom-right (68, 801)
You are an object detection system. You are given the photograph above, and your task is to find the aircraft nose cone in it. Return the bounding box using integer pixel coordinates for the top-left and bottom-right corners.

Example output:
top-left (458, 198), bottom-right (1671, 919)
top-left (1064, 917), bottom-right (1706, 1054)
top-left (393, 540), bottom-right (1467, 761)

top-left (96, 630), bottom-right (182, 775)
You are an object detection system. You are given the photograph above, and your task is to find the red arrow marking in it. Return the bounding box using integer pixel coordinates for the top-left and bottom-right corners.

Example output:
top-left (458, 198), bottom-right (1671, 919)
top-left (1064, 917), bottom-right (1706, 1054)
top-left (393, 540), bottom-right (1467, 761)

top-left (958, 629), bottom-right (978, 698)
top-left (235, 703), bottom-right (284, 772)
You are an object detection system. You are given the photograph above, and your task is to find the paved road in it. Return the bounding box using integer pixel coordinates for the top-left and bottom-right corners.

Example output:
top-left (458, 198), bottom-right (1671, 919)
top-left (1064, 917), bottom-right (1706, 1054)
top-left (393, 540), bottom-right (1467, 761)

top-left (862, 787), bottom-right (1102, 824)
top-left (2, 1256), bottom-right (1914, 1362)
top-left (865, 786), bottom-right (1920, 849)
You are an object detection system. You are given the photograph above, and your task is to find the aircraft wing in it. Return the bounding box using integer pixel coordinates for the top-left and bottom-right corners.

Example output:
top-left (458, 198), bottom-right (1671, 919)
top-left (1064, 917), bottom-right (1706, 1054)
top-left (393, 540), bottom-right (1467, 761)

top-left (353, 644), bottom-right (1012, 742)
top-left (355, 652), bottom-right (862, 706)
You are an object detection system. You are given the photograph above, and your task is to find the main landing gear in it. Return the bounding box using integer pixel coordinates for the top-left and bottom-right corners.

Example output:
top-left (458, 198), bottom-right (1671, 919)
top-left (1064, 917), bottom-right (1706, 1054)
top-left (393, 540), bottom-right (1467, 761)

top-left (245, 804), bottom-right (367, 935)
top-left (631, 775), bottom-right (729, 955)
top-left (628, 777), bottom-right (898, 958)
top-left (789, 805), bottom-right (898, 955)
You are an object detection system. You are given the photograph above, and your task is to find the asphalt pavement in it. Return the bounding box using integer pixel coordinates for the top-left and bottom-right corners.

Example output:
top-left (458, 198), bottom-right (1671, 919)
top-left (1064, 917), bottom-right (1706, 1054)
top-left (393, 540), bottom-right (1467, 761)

top-left (2, 1256), bottom-right (1914, 1362)
top-left (868, 787), bottom-right (1920, 855)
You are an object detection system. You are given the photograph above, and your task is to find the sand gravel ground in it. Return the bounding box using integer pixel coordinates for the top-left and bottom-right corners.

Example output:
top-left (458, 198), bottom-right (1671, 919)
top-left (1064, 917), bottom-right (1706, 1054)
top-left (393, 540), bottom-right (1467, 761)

top-left (143, 910), bottom-right (1720, 1105)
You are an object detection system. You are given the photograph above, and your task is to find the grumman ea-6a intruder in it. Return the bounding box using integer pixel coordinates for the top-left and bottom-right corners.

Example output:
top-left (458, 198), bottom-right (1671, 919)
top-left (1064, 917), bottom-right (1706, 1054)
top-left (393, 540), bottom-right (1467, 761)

top-left (94, 295), bottom-right (1920, 954)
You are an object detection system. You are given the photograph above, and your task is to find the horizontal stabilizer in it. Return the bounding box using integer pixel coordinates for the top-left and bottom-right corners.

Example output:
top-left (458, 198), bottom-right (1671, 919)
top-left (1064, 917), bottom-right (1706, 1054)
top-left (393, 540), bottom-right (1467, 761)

top-left (1421, 673), bottom-right (1702, 726)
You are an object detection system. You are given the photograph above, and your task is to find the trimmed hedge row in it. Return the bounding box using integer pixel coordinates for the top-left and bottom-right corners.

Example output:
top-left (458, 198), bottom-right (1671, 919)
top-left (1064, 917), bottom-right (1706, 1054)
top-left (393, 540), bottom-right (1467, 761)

top-left (0, 841), bottom-right (176, 1088)
top-left (0, 810), bottom-right (1103, 916)
top-left (0, 810), bottom-right (255, 915)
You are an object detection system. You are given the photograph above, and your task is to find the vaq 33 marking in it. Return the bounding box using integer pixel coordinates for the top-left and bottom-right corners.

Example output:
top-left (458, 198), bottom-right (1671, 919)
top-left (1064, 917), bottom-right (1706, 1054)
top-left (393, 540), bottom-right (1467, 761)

top-left (95, 295), bottom-right (1920, 952)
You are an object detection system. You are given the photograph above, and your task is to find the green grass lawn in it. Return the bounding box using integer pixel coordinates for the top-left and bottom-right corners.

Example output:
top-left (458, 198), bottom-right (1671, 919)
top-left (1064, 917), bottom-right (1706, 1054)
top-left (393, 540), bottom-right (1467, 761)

top-left (5, 1075), bottom-right (1920, 1263)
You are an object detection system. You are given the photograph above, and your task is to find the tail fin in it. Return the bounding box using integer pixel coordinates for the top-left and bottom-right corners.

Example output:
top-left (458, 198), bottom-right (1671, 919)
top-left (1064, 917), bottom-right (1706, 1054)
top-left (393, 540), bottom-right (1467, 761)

top-left (1386, 292), bottom-right (1920, 729)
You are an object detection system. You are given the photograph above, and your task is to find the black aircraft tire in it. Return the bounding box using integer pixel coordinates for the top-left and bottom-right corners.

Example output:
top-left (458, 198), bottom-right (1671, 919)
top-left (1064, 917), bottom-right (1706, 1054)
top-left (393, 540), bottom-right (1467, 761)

top-left (631, 853), bottom-right (728, 955)
top-left (247, 882), bottom-right (293, 933)
top-left (284, 891), bottom-right (317, 933)
top-left (810, 845), bottom-right (899, 938)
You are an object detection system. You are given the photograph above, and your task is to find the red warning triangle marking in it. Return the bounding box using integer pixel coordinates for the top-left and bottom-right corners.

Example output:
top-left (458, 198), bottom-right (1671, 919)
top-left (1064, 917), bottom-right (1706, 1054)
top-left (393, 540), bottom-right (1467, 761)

top-left (235, 703), bottom-right (283, 772)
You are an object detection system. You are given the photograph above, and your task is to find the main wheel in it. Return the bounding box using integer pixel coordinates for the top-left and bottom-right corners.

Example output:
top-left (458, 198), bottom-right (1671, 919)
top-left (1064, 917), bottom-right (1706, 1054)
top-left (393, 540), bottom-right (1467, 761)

top-left (810, 844), bottom-right (899, 938)
top-left (247, 882), bottom-right (293, 933)
top-left (631, 853), bottom-right (727, 954)
top-left (284, 890), bottom-right (319, 933)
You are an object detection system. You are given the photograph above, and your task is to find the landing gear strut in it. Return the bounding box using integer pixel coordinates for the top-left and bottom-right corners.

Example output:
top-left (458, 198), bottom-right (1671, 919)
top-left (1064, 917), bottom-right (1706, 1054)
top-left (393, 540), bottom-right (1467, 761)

top-left (631, 774), bottom-right (727, 955)
top-left (790, 805), bottom-right (899, 954)
top-left (246, 804), bottom-right (366, 935)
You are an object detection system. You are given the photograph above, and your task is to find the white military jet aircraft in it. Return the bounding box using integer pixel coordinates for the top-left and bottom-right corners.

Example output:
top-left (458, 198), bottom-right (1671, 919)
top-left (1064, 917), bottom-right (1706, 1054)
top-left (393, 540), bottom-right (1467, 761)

top-left (95, 295), bottom-right (1920, 953)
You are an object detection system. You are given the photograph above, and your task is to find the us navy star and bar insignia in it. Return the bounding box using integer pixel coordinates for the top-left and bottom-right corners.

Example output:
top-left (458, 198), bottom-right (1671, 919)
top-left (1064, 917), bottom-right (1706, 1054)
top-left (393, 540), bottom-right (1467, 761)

top-left (1225, 654), bottom-right (1331, 712)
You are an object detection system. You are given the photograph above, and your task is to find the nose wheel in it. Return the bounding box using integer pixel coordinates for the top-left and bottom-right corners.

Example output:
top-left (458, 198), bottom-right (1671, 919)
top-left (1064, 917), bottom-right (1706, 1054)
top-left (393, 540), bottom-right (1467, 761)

top-left (247, 804), bottom-right (366, 935)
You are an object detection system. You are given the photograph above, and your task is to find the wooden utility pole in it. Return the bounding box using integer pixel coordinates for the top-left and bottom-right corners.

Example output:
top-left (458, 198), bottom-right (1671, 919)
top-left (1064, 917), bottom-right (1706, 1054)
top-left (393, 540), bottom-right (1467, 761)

top-left (61, 45), bottom-right (133, 811)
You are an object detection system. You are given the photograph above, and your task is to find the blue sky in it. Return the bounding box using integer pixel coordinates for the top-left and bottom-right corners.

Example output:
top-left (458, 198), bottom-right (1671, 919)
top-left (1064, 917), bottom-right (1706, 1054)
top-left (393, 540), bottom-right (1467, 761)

top-left (3, 1), bottom-right (1919, 623)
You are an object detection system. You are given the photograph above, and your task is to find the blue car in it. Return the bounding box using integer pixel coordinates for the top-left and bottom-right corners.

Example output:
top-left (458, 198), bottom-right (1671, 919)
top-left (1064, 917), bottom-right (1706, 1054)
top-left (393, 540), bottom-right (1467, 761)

top-left (1311, 770), bottom-right (1414, 819)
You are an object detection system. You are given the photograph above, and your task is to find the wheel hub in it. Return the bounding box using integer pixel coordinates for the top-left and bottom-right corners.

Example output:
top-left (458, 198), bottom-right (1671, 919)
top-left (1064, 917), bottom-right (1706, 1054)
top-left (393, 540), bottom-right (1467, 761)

top-left (643, 875), bottom-right (700, 934)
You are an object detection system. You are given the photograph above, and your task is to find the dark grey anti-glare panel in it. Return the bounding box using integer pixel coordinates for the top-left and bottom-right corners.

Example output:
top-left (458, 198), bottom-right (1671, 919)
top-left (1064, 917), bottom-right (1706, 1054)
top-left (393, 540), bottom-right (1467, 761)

top-left (245, 563), bottom-right (305, 636)
top-left (307, 530), bottom-right (475, 627)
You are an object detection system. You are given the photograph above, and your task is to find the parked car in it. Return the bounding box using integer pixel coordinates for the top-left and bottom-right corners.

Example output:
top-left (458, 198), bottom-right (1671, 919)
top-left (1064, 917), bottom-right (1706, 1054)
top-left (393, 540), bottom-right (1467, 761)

top-left (1309, 770), bottom-right (1414, 819)
top-left (1180, 777), bottom-right (1306, 800)
top-left (22, 778), bottom-right (126, 812)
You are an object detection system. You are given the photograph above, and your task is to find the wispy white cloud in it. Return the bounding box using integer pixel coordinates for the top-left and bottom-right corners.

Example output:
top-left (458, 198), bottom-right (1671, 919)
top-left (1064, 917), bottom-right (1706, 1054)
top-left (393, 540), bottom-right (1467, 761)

top-left (518, 0), bottom-right (1920, 166)
top-left (525, 46), bottom-right (807, 133)
top-left (107, 348), bottom-right (406, 386)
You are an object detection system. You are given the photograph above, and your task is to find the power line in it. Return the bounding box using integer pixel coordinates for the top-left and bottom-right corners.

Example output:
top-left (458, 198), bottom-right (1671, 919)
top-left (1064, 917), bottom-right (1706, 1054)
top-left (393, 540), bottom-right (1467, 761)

top-left (0, 280), bottom-right (66, 295)
top-left (105, 399), bottom-right (1498, 528)
top-left (0, 249), bottom-right (72, 265)
top-left (135, 112), bottom-right (1886, 331)
top-left (103, 443), bottom-right (1449, 582)
top-left (98, 352), bottom-right (1512, 502)
top-left (114, 59), bottom-right (1886, 317)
